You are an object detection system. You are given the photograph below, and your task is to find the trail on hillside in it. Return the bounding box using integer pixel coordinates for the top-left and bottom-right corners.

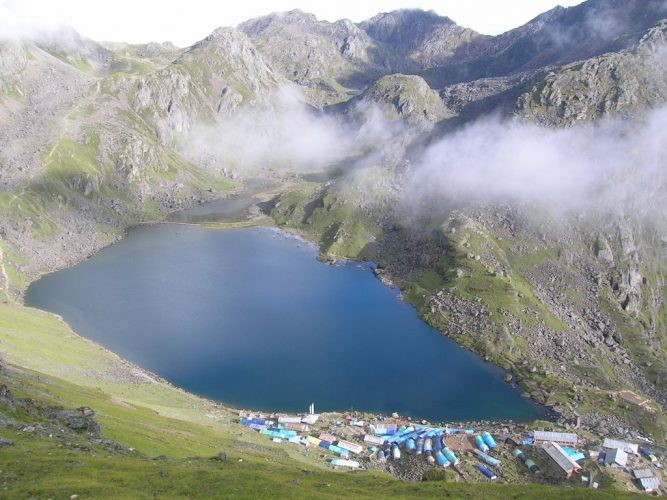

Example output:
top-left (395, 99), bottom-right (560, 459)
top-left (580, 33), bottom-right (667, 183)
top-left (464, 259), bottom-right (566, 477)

top-left (0, 247), bottom-right (14, 303)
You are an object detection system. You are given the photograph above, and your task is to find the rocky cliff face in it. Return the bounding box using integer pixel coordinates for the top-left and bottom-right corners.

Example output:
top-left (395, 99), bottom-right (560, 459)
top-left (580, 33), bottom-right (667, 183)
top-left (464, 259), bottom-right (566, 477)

top-left (0, 42), bottom-right (27, 93)
top-left (359, 9), bottom-right (487, 71)
top-left (133, 27), bottom-right (282, 143)
top-left (239, 10), bottom-right (388, 105)
top-left (516, 21), bottom-right (667, 125)
top-left (422, 0), bottom-right (667, 86)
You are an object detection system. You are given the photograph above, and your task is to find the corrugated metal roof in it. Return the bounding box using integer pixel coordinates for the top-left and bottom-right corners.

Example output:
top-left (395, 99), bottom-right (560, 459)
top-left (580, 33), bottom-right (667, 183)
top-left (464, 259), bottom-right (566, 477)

top-left (542, 441), bottom-right (582, 475)
top-left (306, 436), bottom-right (321, 446)
top-left (604, 448), bottom-right (628, 467)
top-left (632, 469), bottom-right (654, 479)
top-left (602, 438), bottom-right (639, 454)
top-left (534, 431), bottom-right (578, 444)
top-left (364, 434), bottom-right (385, 446)
top-left (337, 440), bottom-right (363, 454)
top-left (278, 416), bottom-right (302, 424)
top-left (639, 477), bottom-right (660, 491)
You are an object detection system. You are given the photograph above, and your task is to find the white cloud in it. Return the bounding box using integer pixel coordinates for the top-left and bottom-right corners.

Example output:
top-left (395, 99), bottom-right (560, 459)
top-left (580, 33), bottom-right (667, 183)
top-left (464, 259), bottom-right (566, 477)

top-left (402, 108), bottom-right (667, 220)
top-left (0, 0), bottom-right (68, 40)
top-left (183, 83), bottom-right (412, 179)
top-left (185, 86), bottom-right (376, 174)
top-left (186, 84), bottom-right (667, 226)
top-left (1, 0), bottom-right (586, 46)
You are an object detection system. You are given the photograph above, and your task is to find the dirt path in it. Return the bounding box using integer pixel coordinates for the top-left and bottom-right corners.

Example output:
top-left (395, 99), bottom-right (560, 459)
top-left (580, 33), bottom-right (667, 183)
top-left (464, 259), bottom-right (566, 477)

top-left (0, 247), bottom-right (15, 303)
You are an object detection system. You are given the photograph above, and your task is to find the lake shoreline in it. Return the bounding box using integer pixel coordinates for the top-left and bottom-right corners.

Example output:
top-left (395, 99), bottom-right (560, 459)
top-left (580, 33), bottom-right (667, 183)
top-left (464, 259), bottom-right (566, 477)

top-left (26, 229), bottom-right (549, 424)
top-left (22, 179), bottom-right (556, 427)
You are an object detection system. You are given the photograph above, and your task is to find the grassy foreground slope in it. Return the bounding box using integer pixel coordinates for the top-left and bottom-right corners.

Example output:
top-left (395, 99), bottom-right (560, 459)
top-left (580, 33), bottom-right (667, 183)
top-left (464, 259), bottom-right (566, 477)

top-left (0, 305), bottom-right (638, 498)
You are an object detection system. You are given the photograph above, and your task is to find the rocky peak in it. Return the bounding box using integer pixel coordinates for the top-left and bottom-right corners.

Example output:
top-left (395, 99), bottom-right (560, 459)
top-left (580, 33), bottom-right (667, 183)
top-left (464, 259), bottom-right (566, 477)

top-left (359, 9), bottom-right (485, 72)
top-left (427, 0), bottom-right (667, 87)
top-left (521, 5), bottom-right (566, 30)
top-left (239, 10), bottom-right (389, 104)
top-left (240, 9), bottom-right (369, 44)
top-left (359, 10), bottom-right (454, 45)
top-left (239, 9), bottom-right (320, 36)
top-left (184, 27), bottom-right (278, 85)
top-left (277, 9), bottom-right (320, 25)
top-left (32, 26), bottom-right (112, 74)
top-left (200, 26), bottom-right (251, 46)
top-left (133, 26), bottom-right (281, 143)
top-left (333, 18), bottom-right (357, 32)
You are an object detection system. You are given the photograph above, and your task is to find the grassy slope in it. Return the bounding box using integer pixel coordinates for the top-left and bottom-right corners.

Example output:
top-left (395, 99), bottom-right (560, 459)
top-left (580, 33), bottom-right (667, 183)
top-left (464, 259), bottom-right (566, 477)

top-left (4, 444), bottom-right (634, 500)
top-left (270, 182), bottom-right (381, 259)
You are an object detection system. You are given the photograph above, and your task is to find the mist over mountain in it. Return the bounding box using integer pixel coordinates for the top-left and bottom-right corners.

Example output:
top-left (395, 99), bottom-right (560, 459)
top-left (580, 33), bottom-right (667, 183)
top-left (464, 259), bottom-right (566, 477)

top-left (403, 106), bottom-right (667, 220)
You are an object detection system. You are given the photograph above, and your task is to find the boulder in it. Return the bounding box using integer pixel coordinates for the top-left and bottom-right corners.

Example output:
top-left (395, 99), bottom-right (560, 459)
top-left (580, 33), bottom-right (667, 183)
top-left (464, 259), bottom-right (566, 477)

top-left (55, 408), bottom-right (100, 435)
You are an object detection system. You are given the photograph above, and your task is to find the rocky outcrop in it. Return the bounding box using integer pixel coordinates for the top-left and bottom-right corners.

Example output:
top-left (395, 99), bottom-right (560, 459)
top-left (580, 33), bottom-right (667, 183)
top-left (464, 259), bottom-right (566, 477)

top-left (360, 9), bottom-right (487, 71)
top-left (133, 27), bottom-right (281, 143)
top-left (54, 407), bottom-right (100, 435)
top-left (354, 74), bottom-right (451, 124)
top-left (0, 41), bottom-right (27, 93)
top-left (438, 71), bottom-right (545, 126)
top-left (516, 22), bottom-right (667, 125)
top-left (240, 10), bottom-right (387, 104)
top-left (595, 235), bottom-right (614, 264)
top-left (422, 0), bottom-right (667, 86)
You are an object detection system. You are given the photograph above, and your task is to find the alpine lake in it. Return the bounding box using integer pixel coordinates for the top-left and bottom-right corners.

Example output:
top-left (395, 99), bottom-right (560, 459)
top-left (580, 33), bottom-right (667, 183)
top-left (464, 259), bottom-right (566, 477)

top-left (26, 192), bottom-right (547, 422)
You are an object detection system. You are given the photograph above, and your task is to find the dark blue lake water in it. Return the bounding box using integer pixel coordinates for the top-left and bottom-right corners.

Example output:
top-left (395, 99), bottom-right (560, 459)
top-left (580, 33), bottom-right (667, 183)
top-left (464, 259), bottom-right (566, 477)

top-left (26, 224), bottom-right (544, 421)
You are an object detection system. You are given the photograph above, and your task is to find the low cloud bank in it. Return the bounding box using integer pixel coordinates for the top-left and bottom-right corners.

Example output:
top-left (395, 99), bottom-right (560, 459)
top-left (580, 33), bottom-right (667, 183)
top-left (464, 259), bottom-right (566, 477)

top-left (185, 86), bottom-right (404, 175)
top-left (0, 1), bottom-right (66, 41)
top-left (187, 84), bottom-right (667, 225)
top-left (403, 107), bottom-right (667, 221)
